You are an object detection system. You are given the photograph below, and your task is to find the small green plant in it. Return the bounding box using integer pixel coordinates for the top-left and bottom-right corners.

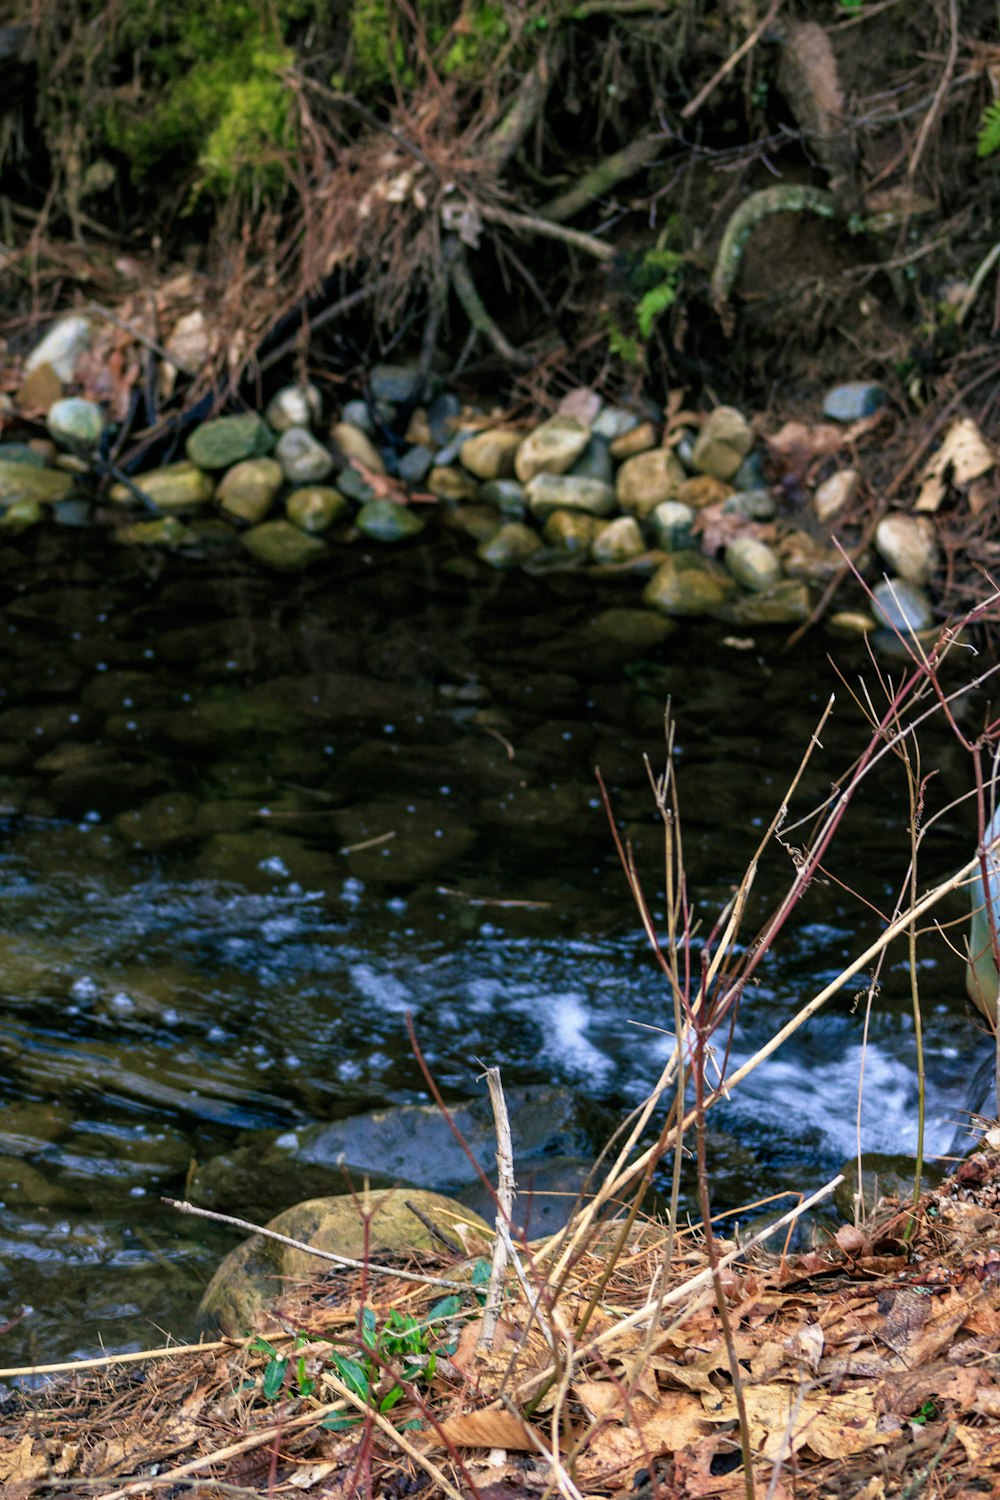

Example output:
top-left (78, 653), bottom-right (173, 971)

top-left (635, 247), bottom-right (683, 341)
top-left (977, 100), bottom-right (1000, 158)
top-left (251, 1297), bottom-right (464, 1432)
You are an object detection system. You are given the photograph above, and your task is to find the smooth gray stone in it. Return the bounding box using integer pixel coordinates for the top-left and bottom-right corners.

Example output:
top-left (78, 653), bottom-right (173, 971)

top-left (47, 397), bottom-right (104, 453)
top-left (569, 435), bottom-right (613, 484)
top-left (480, 479), bottom-right (526, 517)
top-left (723, 488), bottom-right (777, 521)
top-left (340, 399), bottom-right (376, 435)
top-left (398, 444), bottom-right (434, 485)
top-left (822, 382), bottom-right (889, 422)
top-left (355, 497), bottom-right (425, 541)
top-left (335, 465), bottom-right (376, 504)
top-left (427, 391), bottom-right (462, 446)
top-left (369, 363), bottom-right (423, 405)
top-left (871, 578), bottom-right (934, 632)
top-left (591, 405), bottom-right (640, 440)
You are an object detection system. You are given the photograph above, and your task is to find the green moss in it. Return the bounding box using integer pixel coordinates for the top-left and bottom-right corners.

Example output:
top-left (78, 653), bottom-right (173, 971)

top-left (349, 0), bottom-right (412, 87)
top-left (441, 4), bottom-right (508, 79)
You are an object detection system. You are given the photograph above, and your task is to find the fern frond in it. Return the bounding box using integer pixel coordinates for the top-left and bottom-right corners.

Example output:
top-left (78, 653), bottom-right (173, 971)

top-left (977, 100), bottom-right (1000, 159)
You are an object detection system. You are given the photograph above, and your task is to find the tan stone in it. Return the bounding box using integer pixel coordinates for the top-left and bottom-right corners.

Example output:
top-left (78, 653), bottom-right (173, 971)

top-left (609, 421), bottom-right (658, 459)
top-left (616, 448), bottom-right (686, 518)
top-left (330, 421), bottom-right (385, 474)
top-left (675, 475), bottom-right (733, 509)
top-left (460, 428), bottom-right (524, 480)
top-left (514, 416), bottom-right (590, 483)
top-left (691, 406), bottom-right (753, 480)
top-left (427, 465), bottom-right (480, 501)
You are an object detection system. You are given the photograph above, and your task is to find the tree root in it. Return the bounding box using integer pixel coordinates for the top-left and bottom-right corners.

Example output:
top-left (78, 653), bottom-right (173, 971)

top-left (447, 236), bottom-right (534, 368)
top-left (709, 183), bottom-right (837, 312)
top-left (542, 135), bottom-right (663, 223)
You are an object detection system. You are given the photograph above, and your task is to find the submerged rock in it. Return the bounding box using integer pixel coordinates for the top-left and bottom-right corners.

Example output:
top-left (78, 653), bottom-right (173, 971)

top-left (643, 552), bottom-right (736, 616)
top-left (715, 579), bottom-right (811, 626)
top-left (241, 519), bottom-right (327, 571)
top-left (426, 465), bottom-right (479, 501)
top-left (355, 497), bottom-right (425, 541)
top-left (275, 426), bottom-right (335, 484)
top-left (186, 413), bottom-right (274, 470)
top-left (871, 578), bottom-right (934, 633)
top-left (477, 521), bottom-right (542, 568)
top-left (216, 457), bottom-right (283, 524)
top-left (515, 415), bottom-right (590, 483)
top-left (286, 486), bottom-right (349, 534)
top-left (0, 462), bottom-right (73, 505)
top-left (0, 498), bottom-right (44, 531)
top-left (113, 516), bottom-right (188, 547)
top-left (110, 461), bottom-right (214, 513)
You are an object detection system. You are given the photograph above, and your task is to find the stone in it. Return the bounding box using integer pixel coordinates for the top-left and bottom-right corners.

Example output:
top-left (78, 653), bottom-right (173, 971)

top-left (197, 1188), bottom-right (490, 1336)
top-left (330, 421), bottom-right (386, 474)
top-left (558, 387), bottom-right (602, 426)
top-left (340, 398), bottom-right (376, 435)
top-left (115, 792), bottom-right (202, 850)
top-left (397, 444), bottom-right (433, 485)
top-left (732, 450), bottom-right (767, 491)
top-left (514, 415), bottom-right (590, 482)
top-left (526, 472), bottom-right (615, 519)
top-left (569, 435), bottom-right (613, 484)
top-left (241, 519), bottom-right (327, 571)
top-left (609, 421), bottom-right (657, 460)
top-left (426, 464), bottom-right (479, 501)
top-left (0, 443), bottom-right (46, 467)
top-left (592, 405), bottom-right (641, 441)
top-left (723, 488), bottom-right (776, 521)
top-left (590, 515), bottom-right (645, 564)
top-left (477, 521), bottom-right (542, 569)
top-left (827, 610), bottom-right (877, 636)
top-left (479, 479), bottom-right (526, 517)
top-left (814, 468), bottom-right (860, 523)
top-left (676, 475), bottom-right (733, 510)
top-left (216, 457), bottom-right (283, 524)
top-left (46, 397), bottom-right (104, 453)
top-left (616, 448), bottom-right (686, 517)
top-left (780, 530), bottom-right (841, 582)
top-left (650, 500), bottom-right (695, 551)
top-left (459, 427), bottom-right (523, 480)
top-left (25, 314), bottom-right (93, 382)
top-left (691, 406), bottom-right (753, 480)
top-left (336, 465), bottom-right (376, 504)
top-left (642, 552), bottom-right (736, 616)
top-left (875, 514), bottom-right (938, 586)
top-left (725, 536), bottom-right (783, 592)
top-left (52, 498), bottom-right (92, 527)
top-left (264, 383), bottom-right (321, 433)
top-left (274, 426), bottom-right (335, 484)
top-left (871, 578), bottom-right (934, 633)
top-left (0, 463), bottom-right (73, 504)
top-left (404, 406), bottom-right (432, 445)
top-left (716, 579), bottom-right (811, 626)
top-left (0, 498), bottom-right (43, 532)
top-left (186, 413), bottom-right (274, 470)
top-left (542, 510), bottom-right (603, 553)
top-left (286, 486), bottom-right (349, 534)
top-left (443, 503), bottom-right (504, 543)
top-left (113, 516), bottom-right (187, 546)
top-left (822, 382), bottom-right (888, 422)
top-left (355, 497), bottom-right (425, 541)
top-left (427, 391), bottom-right (462, 445)
top-left (110, 461), bottom-right (214, 512)
top-left (369, 363), bottom-right (424, 405)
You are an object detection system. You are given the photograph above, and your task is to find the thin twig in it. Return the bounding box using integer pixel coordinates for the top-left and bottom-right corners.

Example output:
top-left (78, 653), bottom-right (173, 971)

top-left (681, 0), bottom-right (784, 120)
top-left (479, 1064), bottom-right (516, 1349)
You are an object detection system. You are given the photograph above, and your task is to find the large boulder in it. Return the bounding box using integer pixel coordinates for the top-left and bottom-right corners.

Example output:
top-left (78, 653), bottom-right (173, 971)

top-left (197, 1188), bottom-right (491, 1336)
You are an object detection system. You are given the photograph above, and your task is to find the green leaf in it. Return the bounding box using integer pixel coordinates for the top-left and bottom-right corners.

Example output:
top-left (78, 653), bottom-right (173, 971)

top-left (249, 1336), bottom-right (279, 1356)
top-left (262, 1356), bottom-right (288, 1400)
top-left (471, 1259), bottom-right (491, 1286)
top-left (330, 1353), bottom-right (370, 1401)
top-left (978, 100), bottom-right (1000, 159)
top-left (360, 1307), bottom-right (378, 1350)
top-left (379, 1385), bottom-right (405, 1413)
top-left (320, 1413), bottom-right (362, 1431)
top-left (426, 1295), bottom-right (461, 1322)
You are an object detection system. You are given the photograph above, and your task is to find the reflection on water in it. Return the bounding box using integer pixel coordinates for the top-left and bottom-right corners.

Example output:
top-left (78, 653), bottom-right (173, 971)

top-left (0, 527), bottom-right (985, 1365)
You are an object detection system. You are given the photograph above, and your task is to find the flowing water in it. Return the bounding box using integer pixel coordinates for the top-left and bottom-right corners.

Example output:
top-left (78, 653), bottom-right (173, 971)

top-left (0, 523), bottom-right (987, 1368)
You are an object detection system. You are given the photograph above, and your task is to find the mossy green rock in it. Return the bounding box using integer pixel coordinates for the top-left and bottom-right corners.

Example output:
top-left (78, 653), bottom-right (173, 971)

top-left (643, 552), bottom-right (737, 616)
top-left (590, 515), bottom-right (645, 564)
top-left (286, 486), bottom-right (350, 534)
top-left (478, 521), bottom-right (542, 568)
top-left (46, 397), bottom-right (104, 453)
top-left (715, 579), bottom-right (811, 626)
top-left (241, 519), bottom-right (327, 571)
top-left (110, 461), bottom-right (214, 512)
top-left (0, 498), bottom-right (44, 532)
top-left (197, 1188), bottom-right (491, 1336)
top-left (542, 509), bottom-right (602, 553)
top-left (113, 516), bottom-right (188, 546)
top-left (0, 463), bottom-right (74, 505)
top-left (186, 414), bottom-right (274, 470)
top-left (356, 498), bottom-right (425, 541)
top-left (216, 457), bottom-right (283, 523)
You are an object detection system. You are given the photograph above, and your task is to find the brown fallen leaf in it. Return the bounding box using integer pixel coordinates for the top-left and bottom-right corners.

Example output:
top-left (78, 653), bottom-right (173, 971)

top-left (0, 1435), bottom-right (48, 1484)
top-left (915, 417), bottom-right (996, 512)
top-left (702, 1382), bottom-right (900, 1461)
top-left (574, 1390), bottom-right (711, 1487)
top-left (956, 1420), bottom-right (1000, 1467)
top-left (434, 1407), bottom-right (541, 1451)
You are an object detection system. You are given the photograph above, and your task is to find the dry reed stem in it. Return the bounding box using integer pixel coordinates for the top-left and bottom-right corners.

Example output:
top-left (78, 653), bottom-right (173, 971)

top-left (479, 1064), bottom-right (516, 1348)
top-left (0, 1341), bottom-right (227, 1381)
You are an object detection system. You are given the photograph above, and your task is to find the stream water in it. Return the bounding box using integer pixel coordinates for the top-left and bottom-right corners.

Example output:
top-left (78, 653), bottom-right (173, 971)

top-left (0, 522), bottom-right (988, 1369)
